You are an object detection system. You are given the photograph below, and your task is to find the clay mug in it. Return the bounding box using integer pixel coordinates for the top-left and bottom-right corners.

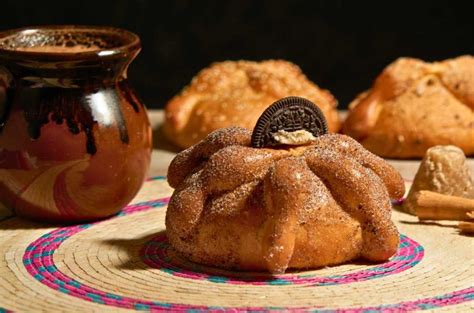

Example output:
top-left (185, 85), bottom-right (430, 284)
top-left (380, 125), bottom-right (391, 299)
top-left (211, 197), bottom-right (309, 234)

top-left (0, 26), bottom-right (151, 222)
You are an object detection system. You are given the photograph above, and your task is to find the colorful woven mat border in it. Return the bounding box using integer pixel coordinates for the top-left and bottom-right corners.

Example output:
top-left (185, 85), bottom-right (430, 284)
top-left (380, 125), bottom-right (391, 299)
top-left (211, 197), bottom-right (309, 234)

top-left (4, 176), bottom-right (473, 312)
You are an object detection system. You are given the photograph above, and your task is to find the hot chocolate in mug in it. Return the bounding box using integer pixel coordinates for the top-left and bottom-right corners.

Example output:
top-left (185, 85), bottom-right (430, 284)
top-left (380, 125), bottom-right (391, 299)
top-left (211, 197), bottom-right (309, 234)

top-left (0, 26), bottom-right (151, 222)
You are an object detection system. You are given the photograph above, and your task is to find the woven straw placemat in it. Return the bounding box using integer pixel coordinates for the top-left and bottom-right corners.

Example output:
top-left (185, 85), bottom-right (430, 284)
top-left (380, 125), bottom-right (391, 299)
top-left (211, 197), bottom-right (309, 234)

top-left (0, 176), bottom-right (472, 312)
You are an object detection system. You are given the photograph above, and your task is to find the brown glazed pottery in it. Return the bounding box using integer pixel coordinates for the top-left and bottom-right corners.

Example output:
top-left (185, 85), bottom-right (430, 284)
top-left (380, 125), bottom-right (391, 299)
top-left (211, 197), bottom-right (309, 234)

top-left (0, 26), bottom-right (151, 222)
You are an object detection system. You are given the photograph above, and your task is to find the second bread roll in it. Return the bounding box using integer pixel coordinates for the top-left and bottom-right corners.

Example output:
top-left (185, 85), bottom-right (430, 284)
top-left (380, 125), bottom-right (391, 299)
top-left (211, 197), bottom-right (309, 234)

top-left (343, 55), bottom-right (474, 158)
top-left (164, 60), bottom-right (340, 148)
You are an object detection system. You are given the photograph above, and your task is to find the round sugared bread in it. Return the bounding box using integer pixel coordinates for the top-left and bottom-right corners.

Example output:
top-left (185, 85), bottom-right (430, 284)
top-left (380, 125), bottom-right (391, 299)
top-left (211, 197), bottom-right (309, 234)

top-left (163, 60), bottom-right (340, 149)
top-left (343, 55), bottom-right (474, 158)
top-left (166, 98), bottom-right (404, 274)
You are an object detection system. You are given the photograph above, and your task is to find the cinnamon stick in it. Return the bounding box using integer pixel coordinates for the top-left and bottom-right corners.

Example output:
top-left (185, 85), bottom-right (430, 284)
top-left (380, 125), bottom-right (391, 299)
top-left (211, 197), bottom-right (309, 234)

top-left (414, 190), bottom-right (474, 221)
top-left (458, 221), bottom-right (474, 234)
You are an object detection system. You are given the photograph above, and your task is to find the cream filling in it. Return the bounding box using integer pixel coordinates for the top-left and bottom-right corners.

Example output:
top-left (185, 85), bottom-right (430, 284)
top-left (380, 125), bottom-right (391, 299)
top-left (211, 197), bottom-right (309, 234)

top-left (272, 129), bottom-right (316, 145)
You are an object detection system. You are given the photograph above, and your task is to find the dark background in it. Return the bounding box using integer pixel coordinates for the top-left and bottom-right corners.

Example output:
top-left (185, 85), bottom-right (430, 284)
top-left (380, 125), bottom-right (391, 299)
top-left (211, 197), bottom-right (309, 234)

top-left (1, 1), bottom-right (473, 109)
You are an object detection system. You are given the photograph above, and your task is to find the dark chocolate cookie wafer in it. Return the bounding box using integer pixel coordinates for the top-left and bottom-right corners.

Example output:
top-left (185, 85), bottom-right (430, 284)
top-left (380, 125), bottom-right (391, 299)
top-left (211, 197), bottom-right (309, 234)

top-left (251, 97), bottom-right (328, 148)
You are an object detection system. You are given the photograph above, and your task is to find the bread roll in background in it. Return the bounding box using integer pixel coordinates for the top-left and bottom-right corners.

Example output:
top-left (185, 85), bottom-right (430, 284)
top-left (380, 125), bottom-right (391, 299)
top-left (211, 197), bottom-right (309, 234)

top-left (343, 55), bottom-right (474, 159)
top-left (164, 60), bottom-right (340, 149)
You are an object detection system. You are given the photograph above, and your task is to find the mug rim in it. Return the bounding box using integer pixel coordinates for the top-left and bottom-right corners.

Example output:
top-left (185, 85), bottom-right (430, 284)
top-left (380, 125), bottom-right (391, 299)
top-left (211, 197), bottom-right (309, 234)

top-left (0, 25), bottom-right (141, 60)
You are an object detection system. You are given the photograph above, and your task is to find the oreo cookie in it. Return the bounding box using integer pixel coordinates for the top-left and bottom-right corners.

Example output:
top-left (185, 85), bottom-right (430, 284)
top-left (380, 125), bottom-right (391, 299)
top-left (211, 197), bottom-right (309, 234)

top-left (251, 96), bottom-right (328, 148)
